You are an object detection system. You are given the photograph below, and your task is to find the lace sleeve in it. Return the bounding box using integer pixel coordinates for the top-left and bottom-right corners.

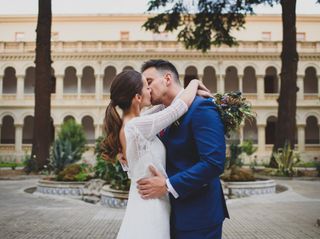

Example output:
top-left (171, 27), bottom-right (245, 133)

top-left (141, 104), bottom-right (165, 116)
top-left (129, 99), bottom-right (188, 140)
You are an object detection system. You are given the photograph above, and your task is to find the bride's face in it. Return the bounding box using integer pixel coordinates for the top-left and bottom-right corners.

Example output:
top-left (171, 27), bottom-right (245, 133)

top-left (140, 76), bottom-right (151, 107)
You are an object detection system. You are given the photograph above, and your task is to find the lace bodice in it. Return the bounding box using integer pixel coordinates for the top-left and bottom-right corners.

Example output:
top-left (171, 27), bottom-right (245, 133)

top-left (124, 99), bottom-right (187, 180)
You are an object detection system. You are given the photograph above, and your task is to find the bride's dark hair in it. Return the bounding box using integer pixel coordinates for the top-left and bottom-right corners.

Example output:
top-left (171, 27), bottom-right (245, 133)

top-left (102, 70), bottom-right (143, 159)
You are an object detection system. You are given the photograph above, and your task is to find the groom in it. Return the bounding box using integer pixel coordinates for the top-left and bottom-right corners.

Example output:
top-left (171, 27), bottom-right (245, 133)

top-left (137, 59), bottom-right (229, 239)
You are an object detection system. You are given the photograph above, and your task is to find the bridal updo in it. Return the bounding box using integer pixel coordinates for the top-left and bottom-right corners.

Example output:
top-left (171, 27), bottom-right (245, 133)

top-left (103, 70), bottom-right (144, 159)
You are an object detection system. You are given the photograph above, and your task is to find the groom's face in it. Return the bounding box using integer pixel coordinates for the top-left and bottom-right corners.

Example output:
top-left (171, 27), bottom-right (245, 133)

top-left (142, 67), bottom-right (167, 105)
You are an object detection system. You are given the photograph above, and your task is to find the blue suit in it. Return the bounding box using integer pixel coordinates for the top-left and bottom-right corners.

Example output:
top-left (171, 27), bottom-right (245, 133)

top-left (161, 96), bottom-right (229, 239)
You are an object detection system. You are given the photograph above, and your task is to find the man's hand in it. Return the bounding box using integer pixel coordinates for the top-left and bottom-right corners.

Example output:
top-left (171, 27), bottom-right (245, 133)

top-left (137, 165), bottom-right (167, 199)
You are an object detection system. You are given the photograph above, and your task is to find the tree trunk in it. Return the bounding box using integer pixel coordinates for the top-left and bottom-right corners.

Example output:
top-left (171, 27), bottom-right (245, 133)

top-left (31, 0), bottom-right (52, 171)
top-left (270, 0), bottom-right (298, 167)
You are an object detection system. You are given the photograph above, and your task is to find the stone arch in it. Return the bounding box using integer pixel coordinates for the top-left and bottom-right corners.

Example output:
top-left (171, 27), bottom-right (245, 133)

top-left (225, 66), bottom-right (239, 92)
top-left (1, 115), bottom-right (15, 144)
top-left (63, 115), bottom-right (76, 123)
top-left (81, 66), bottom-right (95, 93)
top-left (81, 116), bottom-right (95, 144)
top-left (266, 116), bottom-right (277, 144)
top-left (184, 66), bottom-right (198, 87)
top-left (303, 112), bottom-right (320, 123)
top-left (203, 66), bottom-right (217, 93)
top-left (22, 115), bottom-right (34, 144)
top-left (0, 112), bottom-right (17, 123)
top-left (63, 66), bottom-right (77, 93)
top-left (24, 67), bottom-right (35, 94)
top-left (304, 67), bottom-right (318, 94)
top-left (243, 66), bottom-right (257, 93)
top-left (103, 66), bottom-right (117, 93)
top-left (122, 65), bottom-right (135, 71)
top-left (3, 67), bottom-right (17, 94)
top-left (305, 116), bottom-right (319, 144)
top-left (264, 66), bottom-right (278, 93)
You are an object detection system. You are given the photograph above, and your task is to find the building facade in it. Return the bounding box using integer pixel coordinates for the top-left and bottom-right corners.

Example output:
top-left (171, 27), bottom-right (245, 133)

top-left (0, 14), bottom-right (319, 163)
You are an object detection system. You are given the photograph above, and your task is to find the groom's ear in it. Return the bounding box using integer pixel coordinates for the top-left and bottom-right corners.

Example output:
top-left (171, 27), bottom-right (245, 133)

top-left (164, 73), bottom-right (173, 87)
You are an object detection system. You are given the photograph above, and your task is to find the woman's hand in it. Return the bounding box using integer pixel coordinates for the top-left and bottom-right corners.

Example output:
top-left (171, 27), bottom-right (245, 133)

top-left (196, 80), bottom-right (213, 98)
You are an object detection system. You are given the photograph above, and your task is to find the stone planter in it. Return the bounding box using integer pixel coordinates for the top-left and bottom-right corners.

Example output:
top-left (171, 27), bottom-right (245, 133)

top-left (223, 179), bottom-right (276, 198)
top-left (100, 185), bottom-right (128, 209)
top-left (36, 179), bottom-right (85, 198)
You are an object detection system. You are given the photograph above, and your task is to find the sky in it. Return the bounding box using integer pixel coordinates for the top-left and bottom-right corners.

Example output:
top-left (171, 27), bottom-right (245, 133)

top-left (0, 0), bottom-right (319, 15)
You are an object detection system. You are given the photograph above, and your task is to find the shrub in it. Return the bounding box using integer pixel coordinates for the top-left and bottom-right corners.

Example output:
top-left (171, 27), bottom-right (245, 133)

top-left (56, 163), bottom-right (92, 181)
top-left (50, 119), bottom-right (87, 174)
top-left (272, 141), bottom-right (300, 177)
top-left (94, 136), bottom-right (130, 191)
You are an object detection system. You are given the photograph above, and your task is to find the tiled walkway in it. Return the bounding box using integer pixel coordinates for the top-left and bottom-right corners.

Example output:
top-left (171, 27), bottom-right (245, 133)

top-left (0, 178), bottom-right (319, 239)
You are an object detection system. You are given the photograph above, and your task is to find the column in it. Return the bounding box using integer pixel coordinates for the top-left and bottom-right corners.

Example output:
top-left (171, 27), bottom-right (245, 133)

top-left (0, 75), bottom-right (3, 96)
top-left (318, 75), bottom-right (320, 98)
top-left (257, 75), bottom-right (264, 100)
top-left (297, 75), bottom-right (304, 100)
top-left (95, 74), bottom-right (103, 100)
top-left (55, 75), bottom-right (63, 100)
top-left (198, 74), bottom-right (203, 82)
top-left (239, 124), bottom-right (244, 144)
top-left (0, 124), bottom-right (2, 143)
top-left (15, 124), bottom-right (23, 152)
top-left (238, 75), bottom-right (243, 93)
top-left (16, 75), bottom-right (24, 100)
top-left (95, 124), bottom-right (101, 139)
top-left (218, 74), bottom-right (225, 93)
top-left (257, 124), bottom-right (266, 153)
top-left (179, 74), bottom-right (184, 86)
top-left (297, 124), bottom-right (305, 152)
top-left (54, 124), bottom-right (61, 139)
top-left (77, 74), bottom-right (81, 100)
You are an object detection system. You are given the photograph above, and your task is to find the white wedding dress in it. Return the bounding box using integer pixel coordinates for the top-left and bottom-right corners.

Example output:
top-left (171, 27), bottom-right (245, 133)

top-left (116, 99), bottom-right (188, 239)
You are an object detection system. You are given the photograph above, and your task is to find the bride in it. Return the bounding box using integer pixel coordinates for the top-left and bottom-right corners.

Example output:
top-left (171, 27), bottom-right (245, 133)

top-left (102, 70), bottom-right (210, 239)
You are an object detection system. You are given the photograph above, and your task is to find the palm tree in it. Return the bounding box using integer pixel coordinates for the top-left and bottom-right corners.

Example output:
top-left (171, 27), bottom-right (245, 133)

top-left (31, 0), bottom-right (52, 171)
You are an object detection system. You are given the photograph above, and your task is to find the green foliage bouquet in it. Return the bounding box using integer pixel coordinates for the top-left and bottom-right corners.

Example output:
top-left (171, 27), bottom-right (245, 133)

top-left (213, 91), bottom-right (256, 137)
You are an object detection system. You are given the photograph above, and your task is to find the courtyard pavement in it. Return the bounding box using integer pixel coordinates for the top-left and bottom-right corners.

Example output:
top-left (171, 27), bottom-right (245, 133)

top-left (0, 177), bottom-right (319, 239)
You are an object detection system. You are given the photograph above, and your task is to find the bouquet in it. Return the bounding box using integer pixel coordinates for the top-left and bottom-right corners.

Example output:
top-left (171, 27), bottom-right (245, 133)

top-left (213, 91), bottom-right (256, 137)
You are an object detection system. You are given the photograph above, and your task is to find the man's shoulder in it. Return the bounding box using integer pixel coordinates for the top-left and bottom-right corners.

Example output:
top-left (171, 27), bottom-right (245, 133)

top-left (190, 96), bottom-right (217, 110)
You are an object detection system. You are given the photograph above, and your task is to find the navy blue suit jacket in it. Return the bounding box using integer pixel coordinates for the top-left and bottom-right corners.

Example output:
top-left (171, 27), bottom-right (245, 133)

top-left (161, 96), bottom-right (229, 231)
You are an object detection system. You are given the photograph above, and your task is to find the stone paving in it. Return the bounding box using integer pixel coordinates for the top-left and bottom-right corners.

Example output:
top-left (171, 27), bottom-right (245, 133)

top-left (0, 178), bottom-right (319, 239)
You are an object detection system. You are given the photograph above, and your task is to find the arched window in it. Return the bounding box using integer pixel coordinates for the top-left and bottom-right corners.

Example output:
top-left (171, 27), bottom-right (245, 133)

top-left (3, 67), bottom-right (17, 94)
top-left (23, 116), bottom-right (34, 144)
top-left (82, 116), bottom-right (95, 144)
top-left (305, 116), bottom-right (319, 144)
top-left (264, 67), bottom-right (278, 93)
top-left (81, 66), bottom-right (95, 93)
top-left (63, 67), bottom-right (77, 93)
top-left (266, 116), bottom-right (277, 144)
top-left (203, 66), bottom-right (217, 93)
top-left (103, 66), bottom-right (116, 93)
top-left (1, 116), bottom-right (15, 144)
top-left (225, 66), bottom-right (239, 92)
top-left (304, 67), bottom-right (318, 94)
top-left (123, 66), bottom-right (134, 71)
top-left (243, 118), bottom-right (258, 144)
top-left (184, 66), bottom-right (198, 87)
top-left (63, 115), bottom-right (75, 123)
top-left (243, 67), bottom-right (257, 93)
top-left (24, 67), bottom-right (35, 94)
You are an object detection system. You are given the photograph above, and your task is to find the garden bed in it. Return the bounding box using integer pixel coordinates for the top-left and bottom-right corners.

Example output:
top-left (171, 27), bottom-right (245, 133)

top-left (222, 179), bottom-right (276, 198)
top-left (36, 179), bottom-right (86, 198)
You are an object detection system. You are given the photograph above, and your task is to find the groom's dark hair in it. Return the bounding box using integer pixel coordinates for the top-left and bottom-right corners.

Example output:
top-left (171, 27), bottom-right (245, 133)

top-left (141, 59), bottom-right (180, 85)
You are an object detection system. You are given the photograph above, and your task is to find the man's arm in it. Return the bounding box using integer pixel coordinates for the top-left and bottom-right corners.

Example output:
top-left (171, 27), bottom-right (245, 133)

top-left (167, 100), bottom-right (226, 199)
top-left (137, 100), bottom-right (226, 200)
